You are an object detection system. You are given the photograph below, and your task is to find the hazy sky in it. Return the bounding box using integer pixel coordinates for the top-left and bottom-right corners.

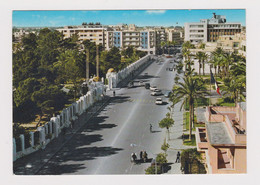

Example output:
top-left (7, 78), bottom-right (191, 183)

top-left (12, 9), bottom-right (246, 27)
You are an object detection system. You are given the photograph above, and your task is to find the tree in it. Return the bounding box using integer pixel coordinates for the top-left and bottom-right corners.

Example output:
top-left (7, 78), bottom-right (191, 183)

top-left (161, 139), bottom-right (170, 154)
top-left (159, 115), bottom-right (174, 140)
top-left (56, 49), bottom-right (83, 100)
top-left (201, 52), bottom-right (208, 76)
top-left (100, 46), bottom-right (121, 74)
top-left (180, 148), bottom-right (206, 174)
top-left (171, 77), bottom-right (209, 140)
top-left (31, 83), bottom-right (66, 127)
top-left (195, 51), bottom-right (204, 76)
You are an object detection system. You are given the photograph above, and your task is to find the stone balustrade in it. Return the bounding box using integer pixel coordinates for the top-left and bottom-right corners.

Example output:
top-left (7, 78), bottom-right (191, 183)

top-left (13, 81), bottom-right (105, 161)
top-left (106, 54), bottom-right (155, 90)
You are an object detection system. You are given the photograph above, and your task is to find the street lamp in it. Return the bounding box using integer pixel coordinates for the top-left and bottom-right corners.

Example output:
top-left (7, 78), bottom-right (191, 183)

top-left (130, 143), bottom-right (158, 174)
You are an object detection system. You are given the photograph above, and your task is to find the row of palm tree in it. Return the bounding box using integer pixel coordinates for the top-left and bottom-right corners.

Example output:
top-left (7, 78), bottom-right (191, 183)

top-left (171, 42), bottom-right (246, 140)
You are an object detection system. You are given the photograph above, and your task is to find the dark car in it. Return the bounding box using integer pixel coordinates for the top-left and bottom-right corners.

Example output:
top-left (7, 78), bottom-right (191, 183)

top-left (145, 83), bottom-right (150, 89)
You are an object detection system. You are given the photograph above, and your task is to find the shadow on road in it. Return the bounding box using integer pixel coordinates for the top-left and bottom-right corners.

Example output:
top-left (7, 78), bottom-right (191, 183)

top-left (38, 146), bottom-right (123, 175)
top-left (110, 96), bottom-right (131, 104)
top-left (136, 74), bottom-right (160, 80)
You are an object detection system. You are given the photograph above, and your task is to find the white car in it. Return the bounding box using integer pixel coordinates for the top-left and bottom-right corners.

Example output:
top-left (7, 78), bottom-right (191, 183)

top-left (155, 98), bottom-right (163, 105)
top-left (150, 86), bottom-right (157, 91)
top-left (151, 89), bottom-right (162, 96)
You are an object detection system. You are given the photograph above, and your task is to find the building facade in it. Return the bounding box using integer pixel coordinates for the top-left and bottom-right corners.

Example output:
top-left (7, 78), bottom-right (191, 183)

top-left (105, 30), bottom-right (156, 54)
top-left (196, 102), bottom-right (246, 174)
top-left (56, 24), bottom-right (107, 46)
top-left (185, 13), bottom-right (242, 44)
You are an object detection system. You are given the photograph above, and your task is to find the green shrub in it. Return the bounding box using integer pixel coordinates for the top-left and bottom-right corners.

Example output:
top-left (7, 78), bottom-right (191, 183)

top-left (180, 148), bottom-right (206, 174)
top-left (145, 165), bottom-right (162, 174)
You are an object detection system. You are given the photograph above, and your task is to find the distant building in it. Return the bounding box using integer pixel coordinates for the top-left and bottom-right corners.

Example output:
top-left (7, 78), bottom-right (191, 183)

top-left (185, 13), bottom-right (242, 44)
top-left (217, 33), bottom-right (246, 56)
top-left (56, 24), bottom-right (107, 46)
top-left (196, 102), bottom-right (246, 174)
top-left (105, 30), bottom-right (156, 54)
top-left (166, 28), bottom-right (184, 45)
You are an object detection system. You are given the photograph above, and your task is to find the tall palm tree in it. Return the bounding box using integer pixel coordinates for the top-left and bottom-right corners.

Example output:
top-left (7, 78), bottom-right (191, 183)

top-left (212, 47), bottom-right (225, 76)
top-left (195, 51), bottom-right (204, 76)
top-left (171, 77), bottom-right (209, 140)
top-left (201, 52), bottom-right (208, 76)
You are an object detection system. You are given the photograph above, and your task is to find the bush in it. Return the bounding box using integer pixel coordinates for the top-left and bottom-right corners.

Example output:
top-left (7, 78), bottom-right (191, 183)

top-left (145, 165), bottom-right (162, 174)
top-left (156, 153), bottom-right (168, 164)
top-left (180, 148), bottom-right (206, 174)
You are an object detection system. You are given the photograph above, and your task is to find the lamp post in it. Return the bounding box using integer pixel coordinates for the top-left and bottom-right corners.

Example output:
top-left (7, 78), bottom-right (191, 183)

top-left (130, 143), bottom-right (157, 174)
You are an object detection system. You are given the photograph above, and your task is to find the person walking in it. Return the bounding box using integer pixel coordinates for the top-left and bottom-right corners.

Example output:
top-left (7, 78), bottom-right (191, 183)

top-left (113, 90), bottom-right (115, 97)
top-left (139, 151), bottom-right (143, 162)
top-left (150, 124), bottom-right (153, 133)
top-left (143, 151), bottom-right (148, 162)
top-left (175, 151), bottom-right (181, 163)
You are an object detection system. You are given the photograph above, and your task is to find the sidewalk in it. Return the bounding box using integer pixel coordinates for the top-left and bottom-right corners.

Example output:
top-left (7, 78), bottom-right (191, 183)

top-left (164, 101), bottom-right (196, 174)
top-left (13, 94), bottom-right (112, 175)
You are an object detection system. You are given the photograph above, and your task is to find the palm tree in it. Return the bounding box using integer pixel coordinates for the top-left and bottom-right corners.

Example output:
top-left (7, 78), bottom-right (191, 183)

top-left (201, 52), bottom-right (208, 76)
top-left (170, 77), bottom-right (209, 140)
top-left (222, 77), bottom-right (245, 104)
top-left (211, 47), bottom-right (225, 76)
top-left (195, 52), bottom-right (204, 76)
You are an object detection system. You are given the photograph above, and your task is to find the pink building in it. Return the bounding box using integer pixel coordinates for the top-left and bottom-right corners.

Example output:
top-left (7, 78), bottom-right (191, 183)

top-left (195, 102), bottom-right (246, 174)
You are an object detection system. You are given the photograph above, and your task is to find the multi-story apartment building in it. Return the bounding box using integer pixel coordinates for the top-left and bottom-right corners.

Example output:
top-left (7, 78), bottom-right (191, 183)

top-left (185, 13), bottom-right (242, 44)
top-left (56, 24), bottom-right (108, 46)
top-left (166, 28), bottom-right (184, 45)
top-left (105, 30), bottom-right (156, 54)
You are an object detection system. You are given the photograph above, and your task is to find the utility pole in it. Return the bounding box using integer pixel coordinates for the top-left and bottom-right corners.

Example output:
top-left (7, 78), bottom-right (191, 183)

top-left (96, 44), bottom-right (99, 78)
top-left (86, 47), bottom-right (90, 83)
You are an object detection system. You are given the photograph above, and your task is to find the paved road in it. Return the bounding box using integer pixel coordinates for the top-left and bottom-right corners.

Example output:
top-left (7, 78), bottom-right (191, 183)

top-left (37, 57), bottom-right (177, 175)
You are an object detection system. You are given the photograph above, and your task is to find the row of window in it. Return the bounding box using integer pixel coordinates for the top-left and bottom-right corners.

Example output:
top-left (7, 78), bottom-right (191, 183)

top-left (189, 25), bottom-right (205, 28)
top-left (190, 30), bottom-right (204, 33)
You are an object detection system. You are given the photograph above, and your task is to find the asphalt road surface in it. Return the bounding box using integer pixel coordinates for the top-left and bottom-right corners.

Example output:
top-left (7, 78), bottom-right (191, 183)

top-left (37, 56), bottom-right (177, 175)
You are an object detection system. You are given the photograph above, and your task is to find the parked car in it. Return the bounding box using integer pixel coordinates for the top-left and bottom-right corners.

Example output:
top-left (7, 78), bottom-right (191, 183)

top-left (155, 98), bottom-right (163, 105)
top-left (128, 81), bottom-right (134, 88)
top-left (145, 83), bottom-right (150, 89)
top-left (151, 89), bottom-right (162, 96)
top-left (139, 80), bottom-right (144, 86)
top-left (150, 86), bottom-right (157, 91)
top-left (164, 91), bottom-right (172, 98)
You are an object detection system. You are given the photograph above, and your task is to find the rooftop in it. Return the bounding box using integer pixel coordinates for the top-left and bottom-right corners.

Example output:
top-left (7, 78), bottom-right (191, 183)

top-left (206, 122), bottom-right (234, 145)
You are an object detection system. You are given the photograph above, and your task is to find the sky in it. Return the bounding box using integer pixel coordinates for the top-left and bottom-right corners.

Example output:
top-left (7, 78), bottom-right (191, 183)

top-left (12, 9), bottom-right (246, 27)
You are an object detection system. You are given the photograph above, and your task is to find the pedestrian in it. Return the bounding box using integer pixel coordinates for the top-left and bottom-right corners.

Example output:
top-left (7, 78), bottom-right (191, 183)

top-left (113, 90), bottom-right (115, 97)
top-left (139, 151), bottom-right (143, 162)
top-left (175, 151), bottom-right (181, 163)
top-left (143, 151), bottom-right (148, 162)
top-left (149, 124), bottom-right (152, 133)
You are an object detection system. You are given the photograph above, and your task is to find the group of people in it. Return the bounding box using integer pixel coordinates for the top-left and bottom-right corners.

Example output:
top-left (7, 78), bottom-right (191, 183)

top-left (131, 151), bottom-right (148, 163)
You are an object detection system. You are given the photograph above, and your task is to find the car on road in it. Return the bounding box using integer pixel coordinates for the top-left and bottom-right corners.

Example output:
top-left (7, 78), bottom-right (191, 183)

top-left (155, 98), bottom-right (163, 105)
top-left (145, 83), bottom-right (150, 89)
top-left (151, 89), bottom-right (162, 96)
top-left (128, 81), bottom-right (134, 88)
top-left (164, 91), bottom-right (172, 98)
top-left (169, 68), bottom-right (173, 71)
top-left (150, 86), bottom-right (157, 91)
top-left (139, 80), bottom-right (144, 86)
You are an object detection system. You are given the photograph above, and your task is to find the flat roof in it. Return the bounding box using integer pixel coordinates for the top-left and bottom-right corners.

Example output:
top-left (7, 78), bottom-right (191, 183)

top-left (206, 122), bottom-right (234, 145)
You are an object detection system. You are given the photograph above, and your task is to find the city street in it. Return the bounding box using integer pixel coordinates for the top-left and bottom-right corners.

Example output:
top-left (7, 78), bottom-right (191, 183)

top-left (36, 56), bottom-right (177, 175)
